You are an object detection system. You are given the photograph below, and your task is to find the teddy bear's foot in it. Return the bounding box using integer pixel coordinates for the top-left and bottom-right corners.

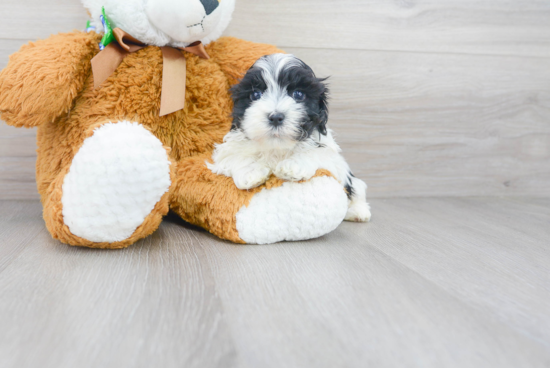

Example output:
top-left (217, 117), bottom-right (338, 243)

top-left (171, 155), bottom-right (349, 245)
top-left (57, 121), bottom-right (172, 246)
top-left (235, 176), bottom-right (348, 244)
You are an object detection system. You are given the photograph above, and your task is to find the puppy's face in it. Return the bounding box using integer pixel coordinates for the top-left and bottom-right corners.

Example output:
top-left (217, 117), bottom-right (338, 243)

top-left (231, 54), bottom-right (329, 148)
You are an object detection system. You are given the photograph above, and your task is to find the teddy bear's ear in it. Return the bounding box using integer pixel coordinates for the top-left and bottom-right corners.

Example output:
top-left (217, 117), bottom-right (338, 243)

top-left (0, 32), bottom-right (99, 128)
top-left (197, 0), bottom-right (236, 45)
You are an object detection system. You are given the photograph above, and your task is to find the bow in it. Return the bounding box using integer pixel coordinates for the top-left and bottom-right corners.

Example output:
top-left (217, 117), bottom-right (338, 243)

top-left (91, 28), bottom-right (210, 116)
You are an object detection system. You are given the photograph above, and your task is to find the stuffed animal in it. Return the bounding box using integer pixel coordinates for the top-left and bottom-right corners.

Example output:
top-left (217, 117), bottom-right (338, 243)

top-left (0, 0), bottom-right (351, 248)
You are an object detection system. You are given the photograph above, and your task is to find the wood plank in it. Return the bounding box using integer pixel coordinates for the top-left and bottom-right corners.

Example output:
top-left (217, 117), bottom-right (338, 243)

top-left (0, 167), bottom-right (37, 200)
top-left (225, 0), bottom-right (550, 57)
top-left (0, 201), bottom-right (44, 273)
top-left (285, 47), bottom-right (550, 197)
top-left (197, 222), bottom-right (550, 368)
top-left (0, 124), bottom-right (39, 200)
top-left (0, 40), bottom-right (25, 70)
top-left (2, 0), bottom-right (550, 58)
top-left (0, 41), bottom-right (40, 199)
top-left (0, 209), bottom-right (240, 368)
top-left (357, 197), bottom-right (550, 345)
top-left (0, 0), bottom-right (88, 41)
top-left (1, 198), bottom-right (549, 367)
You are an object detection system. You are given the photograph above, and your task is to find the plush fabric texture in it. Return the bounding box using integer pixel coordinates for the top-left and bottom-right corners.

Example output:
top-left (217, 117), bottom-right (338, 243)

top-left (172, 154), bottom-right (344, 243)
top-left (236, 175), bottom-right (349, 244)
top-left (83, 0), bottom-right (235, 48)
top-left (40, 120), bottom-right (177, 249)
top-left (0, 32), bottom-right (97, 128)
top-left (62, 121), bottom-right (172, 243)
top-left (0, 31), bottom-right (349, 248)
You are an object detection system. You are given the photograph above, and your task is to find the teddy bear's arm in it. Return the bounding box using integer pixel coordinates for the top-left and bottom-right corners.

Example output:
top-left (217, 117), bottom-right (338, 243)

top-left (207, 37), bottom-right (284, 86)
top-left (0, 32), bottom-right (99, 128)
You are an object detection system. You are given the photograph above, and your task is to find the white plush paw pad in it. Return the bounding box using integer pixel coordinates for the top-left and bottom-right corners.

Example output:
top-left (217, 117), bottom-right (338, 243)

top-left (236, 176), bottom-right (348, 244)
top-left (62, 121), bottom-right (171, 243)
top-left (274, 159), bottom-right (316, 182)
top-left (345, 201), bottom-right (372, 222)
top-left (234, 166), bottom-right (271, 190)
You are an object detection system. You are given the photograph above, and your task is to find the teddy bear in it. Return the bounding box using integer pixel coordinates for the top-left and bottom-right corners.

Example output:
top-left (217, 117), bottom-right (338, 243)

top-left (0, 0), bottom-right (350, 248)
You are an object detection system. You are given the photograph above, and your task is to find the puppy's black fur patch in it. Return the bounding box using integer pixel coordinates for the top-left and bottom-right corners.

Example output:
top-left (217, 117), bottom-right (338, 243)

top-left (276, 61), bottom-right (329, 140)
top-left (230, 67), bottom-right (267, 130)
top-left (344, 172), bottom-right (355, 199)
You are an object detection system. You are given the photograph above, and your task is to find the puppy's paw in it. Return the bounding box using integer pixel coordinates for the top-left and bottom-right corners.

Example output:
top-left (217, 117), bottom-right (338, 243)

top-left (274, 159), bottom-right (317, 182)
top-left (345, 201), bottom-right (371, 222)
top-left (233, 165), bottom-right (271, 190)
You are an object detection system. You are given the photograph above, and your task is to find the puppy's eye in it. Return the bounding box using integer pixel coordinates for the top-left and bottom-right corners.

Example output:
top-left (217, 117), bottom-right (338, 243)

top-left (250, 91), bottom-right (263, 101)
top-left (292, 90), bottom-right (306, 101)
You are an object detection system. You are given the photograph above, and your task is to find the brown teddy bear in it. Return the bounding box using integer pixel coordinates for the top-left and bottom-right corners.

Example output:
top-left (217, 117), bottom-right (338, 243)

top-left (0, 0), bottom-right (350, 248)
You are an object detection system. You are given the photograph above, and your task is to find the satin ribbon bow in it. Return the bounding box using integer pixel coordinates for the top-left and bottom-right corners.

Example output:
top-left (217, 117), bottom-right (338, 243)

top-left (91, 28), bottom-right (210, 116)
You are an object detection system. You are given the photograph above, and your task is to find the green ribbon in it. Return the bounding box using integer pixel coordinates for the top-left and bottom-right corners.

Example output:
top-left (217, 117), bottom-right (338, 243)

top-left (99, 7), bottom-right (115, 50)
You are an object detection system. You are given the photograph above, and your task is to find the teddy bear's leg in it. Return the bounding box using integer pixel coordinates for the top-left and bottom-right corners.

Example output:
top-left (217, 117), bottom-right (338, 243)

top-left (42, 121), bottom-right (174, 249)
top-left (170, 154), bottom-right (349, 244)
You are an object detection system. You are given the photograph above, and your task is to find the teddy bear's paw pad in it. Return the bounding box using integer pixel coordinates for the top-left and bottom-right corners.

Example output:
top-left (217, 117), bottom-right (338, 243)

top-left (61, 121), bottom-right (171, 243)
top-left (235, 176), bottom-right (348, 244)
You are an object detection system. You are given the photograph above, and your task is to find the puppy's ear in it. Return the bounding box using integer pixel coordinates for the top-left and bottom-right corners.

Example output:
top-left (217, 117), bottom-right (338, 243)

top-left (229, 63), bottom-right (263, 102)
top-left (317, 78), bottom-right (329, 135)
top-left (229, 76), bottom-right (245, 102)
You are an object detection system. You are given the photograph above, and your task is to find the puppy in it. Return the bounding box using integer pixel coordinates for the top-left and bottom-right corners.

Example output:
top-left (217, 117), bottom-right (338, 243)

top-left (207, 53), bottom-right (371, 222)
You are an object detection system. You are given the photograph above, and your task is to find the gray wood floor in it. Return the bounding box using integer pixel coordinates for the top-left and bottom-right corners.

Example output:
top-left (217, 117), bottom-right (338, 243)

top-left (0, 198), bottom-right (549, 368)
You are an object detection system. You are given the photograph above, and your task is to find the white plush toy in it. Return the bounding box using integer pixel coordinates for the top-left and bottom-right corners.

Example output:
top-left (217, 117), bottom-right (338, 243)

top-left (84, 0), bottom-right (234, 48)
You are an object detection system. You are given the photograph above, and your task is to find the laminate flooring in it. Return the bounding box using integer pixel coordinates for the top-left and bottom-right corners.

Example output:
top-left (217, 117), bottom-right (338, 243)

top-left (0, 197), bottom-right (549, 368)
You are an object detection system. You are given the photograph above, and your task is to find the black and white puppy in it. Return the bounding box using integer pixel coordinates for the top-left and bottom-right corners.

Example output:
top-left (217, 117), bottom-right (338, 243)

top-left (207, 53), bottom-right (371, 222)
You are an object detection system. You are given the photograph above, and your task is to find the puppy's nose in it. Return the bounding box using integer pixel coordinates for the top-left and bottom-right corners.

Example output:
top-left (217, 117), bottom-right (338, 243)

top-left (269, 112), bottom-right (285, 127)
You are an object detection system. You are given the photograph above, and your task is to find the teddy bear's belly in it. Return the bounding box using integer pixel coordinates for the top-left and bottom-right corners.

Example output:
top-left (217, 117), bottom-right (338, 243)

top-left (85, 47), bottom-right (233, 156)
